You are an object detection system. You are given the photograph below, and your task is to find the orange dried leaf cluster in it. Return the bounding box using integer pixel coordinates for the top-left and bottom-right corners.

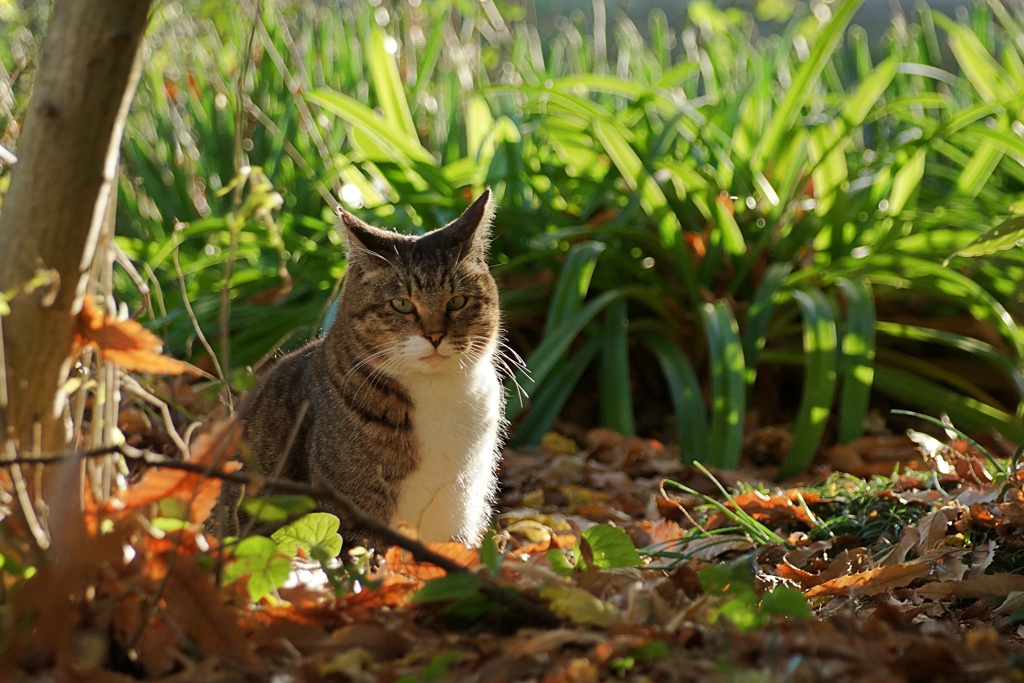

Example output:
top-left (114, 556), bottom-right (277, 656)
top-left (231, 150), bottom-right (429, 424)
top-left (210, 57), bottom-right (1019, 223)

top-left (105, 420), bottom-right (241, 524)
top-left (74, 294), bottom-right (193, 375)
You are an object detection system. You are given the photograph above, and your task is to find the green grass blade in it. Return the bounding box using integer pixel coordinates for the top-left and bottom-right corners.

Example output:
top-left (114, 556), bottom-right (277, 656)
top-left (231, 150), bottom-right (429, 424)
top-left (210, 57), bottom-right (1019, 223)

top-left (835, 279), bottom-right (876, 444)
top-left (779, 290), bottom-right (839, 479)
top-left (544, 241), bottom-right (605, 334)
top-left (308, 89), bottom-right (434, 164)
top-left (511, 335), bottom-right (601, 446)
top-left (367, 26), bottom-right (417, 140)
top-left (508, 286), bottom-right (642, 417)
top-left (754, 0), bottom-right (863, 165)
top-left (949, 214), bottom-right (1024, 261)
top-left (741, 262), bottom-right (793, 387)
top-left (874, 365), bottom-right (1024, 442)
top-left (936, 14), bottom-right (1009, 102)
top-left (875, 321), bottom-right (1024, 399)
top-left (645, 333), bottom-right (710, 460)
top-left (843, 57), bottom-right (897, 126)
top-left (598, 297), bottom-right (635, 435)
top-left (886, 147), bottom-right (926, 217)
top-left (592, 118), bottom-right (675, 246)
top-left (700, 301), bottom-right (746, 469)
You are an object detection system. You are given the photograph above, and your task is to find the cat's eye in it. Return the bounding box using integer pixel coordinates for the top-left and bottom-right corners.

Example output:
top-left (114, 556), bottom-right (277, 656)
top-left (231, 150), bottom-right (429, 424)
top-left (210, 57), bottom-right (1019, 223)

top-left (446, 295), bottom-right (467, 311)
top-left (391, 297), bottom-right (415, 314)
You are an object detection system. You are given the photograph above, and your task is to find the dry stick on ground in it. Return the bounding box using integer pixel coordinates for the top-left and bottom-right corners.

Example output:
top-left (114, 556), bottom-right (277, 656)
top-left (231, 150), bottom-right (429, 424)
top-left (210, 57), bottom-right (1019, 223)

top-left (4, 446), bottom-right (561, 627)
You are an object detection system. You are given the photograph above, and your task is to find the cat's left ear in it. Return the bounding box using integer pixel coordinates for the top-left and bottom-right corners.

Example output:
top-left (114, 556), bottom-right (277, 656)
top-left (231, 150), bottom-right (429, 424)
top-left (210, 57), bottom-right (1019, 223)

top-left (445, 188), bottom-right (494, 260)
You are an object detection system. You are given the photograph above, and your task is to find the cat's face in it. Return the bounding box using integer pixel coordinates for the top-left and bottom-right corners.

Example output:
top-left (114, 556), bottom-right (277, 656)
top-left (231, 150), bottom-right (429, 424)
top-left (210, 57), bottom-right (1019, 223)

top-left (338, 191), bottom-right (501, 375)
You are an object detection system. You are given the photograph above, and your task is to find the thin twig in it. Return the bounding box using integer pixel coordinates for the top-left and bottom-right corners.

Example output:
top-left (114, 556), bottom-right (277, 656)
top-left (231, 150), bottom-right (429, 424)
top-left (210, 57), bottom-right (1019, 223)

top-left (171, 229), bottom-right (226, 384)
top-left (2, 439), bottom-right (49, 553)
top-left (119, 374), bottom-right (192, 458)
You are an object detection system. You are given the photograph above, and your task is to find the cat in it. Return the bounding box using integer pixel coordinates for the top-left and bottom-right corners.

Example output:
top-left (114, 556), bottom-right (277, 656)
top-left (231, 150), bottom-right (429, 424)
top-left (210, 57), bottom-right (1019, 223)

top-left (232, 190), bottom-right (507, 547)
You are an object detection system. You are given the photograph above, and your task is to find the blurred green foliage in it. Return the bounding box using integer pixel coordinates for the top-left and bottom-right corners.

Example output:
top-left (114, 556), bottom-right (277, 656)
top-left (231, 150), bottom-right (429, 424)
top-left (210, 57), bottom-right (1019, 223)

top-left (4, 0), bottom-right (1024, 473)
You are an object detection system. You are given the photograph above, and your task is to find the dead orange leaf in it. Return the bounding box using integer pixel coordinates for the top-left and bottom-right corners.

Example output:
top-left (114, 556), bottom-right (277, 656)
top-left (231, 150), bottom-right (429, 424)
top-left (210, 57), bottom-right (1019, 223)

top-left (75, 294), bottom-right (193, 375)
top-left (728, 489), bottom-right (824, 527)
top-left (383, 542), bottom-right (480, 581)
top-left (344, 574), bottom-right (421, 611)
top-left (805, 562), bottom-right (932, 598)
top-left (114, 421), bottom-right (241, 523)
top-left (636, 519), bottom-right (685, 549)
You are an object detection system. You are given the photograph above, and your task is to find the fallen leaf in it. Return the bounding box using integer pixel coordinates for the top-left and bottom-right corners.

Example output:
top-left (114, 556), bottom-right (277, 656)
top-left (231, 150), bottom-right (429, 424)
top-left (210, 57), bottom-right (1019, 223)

top-left (805, 562), bottom-right (932, 598)
top-left (75, 295), bottom-right (194, 375)
top-left (156, 553), bottom-right (259, 667)
top-left (382, 542), bottom-right (479, 581)
top-left (725, 489), bottom-right (825, 527)
top-left (343, 575), bottom-right (420, 611)
top-left (675, 535), bottom-right (755, 562)
top-left (115, 420), bottom-right (241, 523)
top-left (916, 573), bottom-right (1024, 600)
top-left (915, 506), bottom-right (961, 553)
top-left (539, 584), bottom-right (619, 627)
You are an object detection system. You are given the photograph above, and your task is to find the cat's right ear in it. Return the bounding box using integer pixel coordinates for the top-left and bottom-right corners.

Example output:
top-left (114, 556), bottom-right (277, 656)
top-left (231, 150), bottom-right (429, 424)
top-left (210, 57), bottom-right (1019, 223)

top-left (339, 210), bottom-right (399, 268)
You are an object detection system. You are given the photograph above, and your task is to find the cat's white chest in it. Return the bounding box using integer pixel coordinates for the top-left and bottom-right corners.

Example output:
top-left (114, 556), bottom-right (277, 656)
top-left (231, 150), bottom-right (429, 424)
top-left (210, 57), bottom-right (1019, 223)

top-left (394, 357), bottom-right (502, 544)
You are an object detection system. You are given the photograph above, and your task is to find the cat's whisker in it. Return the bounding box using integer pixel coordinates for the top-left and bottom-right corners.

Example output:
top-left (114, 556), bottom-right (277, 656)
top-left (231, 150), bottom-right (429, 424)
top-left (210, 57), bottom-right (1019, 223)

top-left (341, 344), bottom-right (401, 388)
top-left (353, 350), bottom-right (407, 401)
top-left (486, 337), bottom-right (530, 403)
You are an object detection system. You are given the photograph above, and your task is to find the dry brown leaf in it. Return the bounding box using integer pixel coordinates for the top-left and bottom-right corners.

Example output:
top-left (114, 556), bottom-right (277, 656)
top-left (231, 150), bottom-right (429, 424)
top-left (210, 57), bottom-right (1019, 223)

top-left (343, 574), bottom-right (421, 611)
top-left (676, 535), bottom-right (754, 562)
top-left (915, 505), bottom-right (961, 552)
top-left (635, 519), bottom-right (685, 549)
top-left (75, 294), bottom-right (194, 375)
top-left (382, 542), bottom-right (480, 580)
top-left (880, 526), bottom-right (920, 566)
top-left (156, 554), bottom-right (258, 667)
top-left (779, 546), bottom-right (872, 589)
top-left (805, 562), bottom-right (932, 598)
top-left (114, 421), bottom-right (241, 522)
top-left (729, 489), bottom-right (825, 526)
top-left (916, 573), bottom-right (1024, 600)
top-left (108, 578), bottom-right (179, 678)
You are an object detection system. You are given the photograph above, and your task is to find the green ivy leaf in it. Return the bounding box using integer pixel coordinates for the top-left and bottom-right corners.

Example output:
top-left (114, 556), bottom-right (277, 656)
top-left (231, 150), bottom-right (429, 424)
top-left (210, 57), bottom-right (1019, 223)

top-left (242, 495), bottom-right (318, 523)
top-left (539, 584), bottom-right (619, 627)
top-left (479, 529), bottom-right (502, 576)
top-left (272, 512), bottom-right (343, 562)
top-left (628, 640), bottom-right (669, 662)
top-left (718, 595), bottom-right (764, 631)
top-left (0, 552), bottom-right (35, 578)
top-left (150, 517), bottom-right (190, 532)
top-left (580, 524), bottom-right (642, 570)
top-left (412, 573), bottom-right (485, 603)
top-left (760, 585), bottom-right (813, 620)
top-left (699, 561), bottom-right (752, 594)
top-left (546, 548), bottom-right (577, 575)
top-left (224, 536), bottom-right (291, 602)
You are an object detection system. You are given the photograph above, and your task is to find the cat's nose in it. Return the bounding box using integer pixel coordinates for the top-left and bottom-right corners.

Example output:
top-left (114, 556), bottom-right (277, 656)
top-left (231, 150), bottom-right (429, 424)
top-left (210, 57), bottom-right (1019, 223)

top-left (425, 332), bottom-right (445, 348)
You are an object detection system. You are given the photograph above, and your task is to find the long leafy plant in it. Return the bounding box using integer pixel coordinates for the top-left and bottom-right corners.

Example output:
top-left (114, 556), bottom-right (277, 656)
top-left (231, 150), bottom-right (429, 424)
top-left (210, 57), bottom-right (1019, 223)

top-left (102, 0), bottom-right (1024, 474)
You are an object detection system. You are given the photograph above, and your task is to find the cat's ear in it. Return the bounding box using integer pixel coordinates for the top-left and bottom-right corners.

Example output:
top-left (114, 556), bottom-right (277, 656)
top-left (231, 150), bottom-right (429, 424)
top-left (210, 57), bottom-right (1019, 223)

top-left (339, 210), bottom-right (401, 267)
top-left (444, 188), bottom-right (494, 259)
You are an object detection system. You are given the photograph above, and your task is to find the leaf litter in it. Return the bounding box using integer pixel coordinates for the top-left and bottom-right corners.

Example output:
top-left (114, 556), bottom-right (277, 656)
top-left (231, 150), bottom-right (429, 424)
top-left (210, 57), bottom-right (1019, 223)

top-left (5, 387), bottom-right (1024, 681)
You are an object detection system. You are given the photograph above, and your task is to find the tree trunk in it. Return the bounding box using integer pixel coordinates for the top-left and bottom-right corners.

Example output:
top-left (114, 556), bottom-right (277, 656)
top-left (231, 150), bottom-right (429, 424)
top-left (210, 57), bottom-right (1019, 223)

top-left (0, 0), bottom-right (151, 455)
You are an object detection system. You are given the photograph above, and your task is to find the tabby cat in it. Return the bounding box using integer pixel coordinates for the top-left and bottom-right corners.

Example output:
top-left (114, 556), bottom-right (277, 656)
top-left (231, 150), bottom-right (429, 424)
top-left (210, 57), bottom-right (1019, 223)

top-left (235, 190), bottom-right (505, 546)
